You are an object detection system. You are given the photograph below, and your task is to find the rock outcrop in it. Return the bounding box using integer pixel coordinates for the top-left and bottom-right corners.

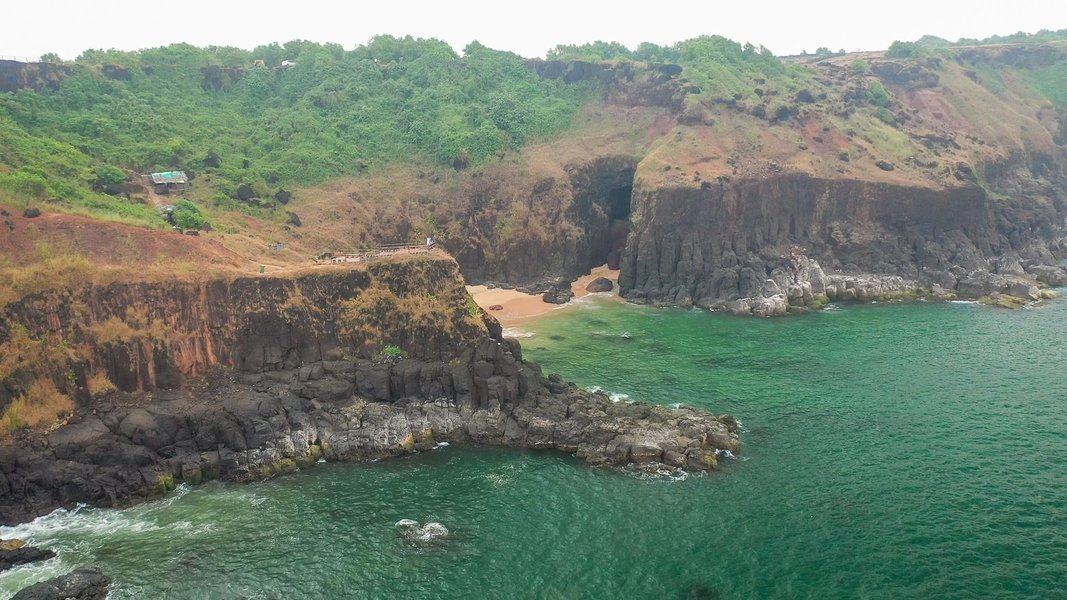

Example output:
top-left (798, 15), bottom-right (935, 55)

top-left (10, 567), bottom-right (110, 600)
top-left (0, 60), bottom-right (71, 93)
top-left (620, 173), bottom-right (1067, 312)
top-left (0, 258), bottom-right (739, 525)
top-left (0, 542), bottom-right (55, 571)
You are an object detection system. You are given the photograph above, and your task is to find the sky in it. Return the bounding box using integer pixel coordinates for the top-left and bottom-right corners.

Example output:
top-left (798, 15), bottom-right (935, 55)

top-left (3, 0), bottom-right (1067, 61)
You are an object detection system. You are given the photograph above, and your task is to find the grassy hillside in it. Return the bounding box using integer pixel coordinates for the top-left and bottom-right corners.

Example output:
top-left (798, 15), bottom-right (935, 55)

top-left (0, 37), bottom-right (589, 227)
top-left (1, 33), bottom-right (1065, 271)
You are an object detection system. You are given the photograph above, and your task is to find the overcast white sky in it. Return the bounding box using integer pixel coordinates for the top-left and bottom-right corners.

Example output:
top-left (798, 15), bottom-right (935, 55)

top-left (4, 0), bottom-right (1067, 61)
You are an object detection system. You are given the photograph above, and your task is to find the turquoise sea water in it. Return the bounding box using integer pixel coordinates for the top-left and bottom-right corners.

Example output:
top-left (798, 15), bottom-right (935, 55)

top-left (2, 296), bottom-right (1065, 599)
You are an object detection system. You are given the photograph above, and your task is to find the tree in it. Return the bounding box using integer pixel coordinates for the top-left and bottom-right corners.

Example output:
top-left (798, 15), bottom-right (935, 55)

top-left (886, 41), bottom-right (925, 59)
top-left (172, 199), bottom-right (207, 230)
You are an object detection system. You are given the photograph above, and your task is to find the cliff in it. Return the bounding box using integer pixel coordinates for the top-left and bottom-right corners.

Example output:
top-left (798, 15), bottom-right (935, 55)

top-left (279, 44), bottom-right (1067, 311)
top-left (0, 258), bottom-right (739, 524)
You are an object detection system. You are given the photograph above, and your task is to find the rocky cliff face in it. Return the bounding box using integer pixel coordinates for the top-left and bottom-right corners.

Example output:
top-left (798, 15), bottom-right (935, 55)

top-left (0, 258), bottom-right (739, 524)
top-left (0, 60), bottom-right (71, 93)
top-left (619, 168), bottom-right (1067, 314)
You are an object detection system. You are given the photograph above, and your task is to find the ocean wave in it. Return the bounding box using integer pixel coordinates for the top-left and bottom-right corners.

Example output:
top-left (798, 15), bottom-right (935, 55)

top-left (586, 385), bottom-right (632, 403)
top-left (501, 327), bottom-right (535, 338)
top-left (625, 463), bottom-right (690, 482)
top-left (0, 484), bottom-right (202, 546)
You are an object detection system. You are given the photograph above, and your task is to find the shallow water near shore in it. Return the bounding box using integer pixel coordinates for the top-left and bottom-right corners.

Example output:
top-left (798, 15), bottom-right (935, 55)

top-left (2, 296), bottom-right (1066, 598)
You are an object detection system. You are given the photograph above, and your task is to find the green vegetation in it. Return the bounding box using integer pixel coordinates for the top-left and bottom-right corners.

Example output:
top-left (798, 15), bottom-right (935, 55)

top-left (549, 36), bottom-right (811, 102)
top-left (0, 37), bottom-right (590, 224)
top-left (3, 32), bottom-right (1065, 230)
top-left (1027, 62), bottom-right (1067, 108)
top-left (867, 80), bottom-right (890, 107)
top-left (172, 199), bottom-right (207, 230)
top-left (885, 41), bottom-right (927, 59)
top-left (381, 345), bottom-right (406, 360)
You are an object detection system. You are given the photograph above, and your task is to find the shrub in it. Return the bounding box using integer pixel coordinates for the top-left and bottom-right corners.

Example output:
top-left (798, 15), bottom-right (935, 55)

top-left (868, 80), bottom-right (890, 107)
top-left (93, 165), bottom-right (127, 187)
top-left (1, 379), bottom-right (74, 432)
top-left (886, 41), bottom-right (925, 59)
top-left (87, 372), bottom-right (117, 396)
top-left (849, 60), bottom-right (870, 75)
top-left (172, 199), bottom-right (207, 230)
top-left (381, 345), bottom-right (406, 360)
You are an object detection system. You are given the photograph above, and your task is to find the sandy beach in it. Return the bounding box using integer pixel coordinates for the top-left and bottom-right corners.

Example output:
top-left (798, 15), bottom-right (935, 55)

top-left (467, 265), bottom-right (620, 326)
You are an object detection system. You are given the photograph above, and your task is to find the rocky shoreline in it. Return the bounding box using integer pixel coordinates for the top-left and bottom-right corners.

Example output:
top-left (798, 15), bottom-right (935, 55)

top-left (709, 255), bottom-right (1064, 317)
top-left (0, 338), bottom-right (738, 526)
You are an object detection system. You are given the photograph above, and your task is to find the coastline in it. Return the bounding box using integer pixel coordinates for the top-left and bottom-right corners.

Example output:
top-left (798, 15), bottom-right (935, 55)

top-left (467, 265), bottom-right (621, 326)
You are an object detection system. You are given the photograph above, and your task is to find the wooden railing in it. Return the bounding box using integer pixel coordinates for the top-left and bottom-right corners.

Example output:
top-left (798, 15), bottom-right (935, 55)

top-left (321, 243), bottom-right (436, 264)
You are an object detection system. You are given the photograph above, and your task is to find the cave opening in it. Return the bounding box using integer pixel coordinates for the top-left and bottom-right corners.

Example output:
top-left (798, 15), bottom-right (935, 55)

top-left (607, 185), bottom-right (633, 220)
top-left (600, 184), bottom-right (633, 270)
top-left (569, 158), bottom-right (638, 277)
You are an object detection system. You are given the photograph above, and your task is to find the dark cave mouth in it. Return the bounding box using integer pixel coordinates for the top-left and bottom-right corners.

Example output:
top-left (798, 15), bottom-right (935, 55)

top-left (607, 185), bottom-right (633, 221)
top-left (597, 184), bottom-right (634, 271)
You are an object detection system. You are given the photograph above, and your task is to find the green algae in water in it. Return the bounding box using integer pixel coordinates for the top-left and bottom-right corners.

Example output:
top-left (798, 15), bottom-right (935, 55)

top-left (2, 297), bottom-right (1066, 598)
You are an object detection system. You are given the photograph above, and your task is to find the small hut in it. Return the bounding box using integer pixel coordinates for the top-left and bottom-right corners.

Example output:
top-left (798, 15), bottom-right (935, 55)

top-left (149, 171), bottom-right (189, 195)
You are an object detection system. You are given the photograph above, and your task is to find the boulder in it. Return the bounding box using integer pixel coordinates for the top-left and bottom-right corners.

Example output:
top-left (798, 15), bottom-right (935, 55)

top-left (22, 208), bottom-right (41, 218)
top-left (0, 545), bottom-right (55, 571)
top-left (1007, 282), bottom-right (1040, 301)
top-left (488, 304), bottom-right (503, 311)
top-left (11, 567), bottom-right (111, 600)
top-left (542, 284), bottom-right (574, 304)
top-left (585, 277), bottom-right (614, 293)
top-left (1028, 265), bottom-right (1067, 287)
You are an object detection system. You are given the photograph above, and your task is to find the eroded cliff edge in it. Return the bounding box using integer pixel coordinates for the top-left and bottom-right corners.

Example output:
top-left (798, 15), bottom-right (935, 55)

top-left (619, 170), bottom-right (1067, 315)
top-left (0, 258), bottom-right (738, 525)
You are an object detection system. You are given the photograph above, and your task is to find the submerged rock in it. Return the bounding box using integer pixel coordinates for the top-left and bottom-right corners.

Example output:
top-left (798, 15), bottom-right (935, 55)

top-left (11, 567), bottom-right (111, 600)
top-left (395, 519), bottom-right (449, 543)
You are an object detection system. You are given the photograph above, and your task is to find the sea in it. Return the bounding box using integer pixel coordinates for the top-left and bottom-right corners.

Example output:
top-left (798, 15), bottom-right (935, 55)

top-left (2, 294), bottom-right (1065, 599)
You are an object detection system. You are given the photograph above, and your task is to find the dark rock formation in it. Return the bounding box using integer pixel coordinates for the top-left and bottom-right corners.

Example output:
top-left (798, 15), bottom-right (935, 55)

top-left (21, 208), bottom-right (40, 218)
top-left (0, 544), bottom-right (55, 571)
top-left (11, 567), bottom-right (110, 600)
top-left (200, 65), bottom-right (244, 91)
top-left (542, 283), bottom-right (574, 304)
top-left (585, 277), bottom-right (614, 293)
top-left (620, 170), bottom-right (1067, 311)
top-left (0, 259), bottom-right (739, 525)
top-left (0, 60), bottom-right (71, 93)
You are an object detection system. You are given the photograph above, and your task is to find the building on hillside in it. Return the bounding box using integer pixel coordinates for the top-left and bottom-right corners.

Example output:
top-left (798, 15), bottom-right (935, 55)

top-left (149, 171), bottom-right (189, 195)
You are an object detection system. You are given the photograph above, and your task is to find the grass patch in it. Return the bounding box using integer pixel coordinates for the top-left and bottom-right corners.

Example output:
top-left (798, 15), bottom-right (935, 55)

top-left (1, 379), bottom-right (74, 432)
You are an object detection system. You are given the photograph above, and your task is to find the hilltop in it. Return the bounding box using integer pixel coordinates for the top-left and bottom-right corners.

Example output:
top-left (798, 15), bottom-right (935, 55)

top-left (0, 33), bottom-right (1064, 305)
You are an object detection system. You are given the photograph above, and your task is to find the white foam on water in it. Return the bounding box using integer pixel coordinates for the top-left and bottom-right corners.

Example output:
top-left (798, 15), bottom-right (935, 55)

top-left (627, 463), bottom-right (689, 482)
top-left (501, 327), bottom-right (535, 338)
top-left (0, 554), bottom-right (71, 598)
top-left (0, 484), bottom-right (203, 547)
top-left (716, 449), bottom-right (737, 460)
top-left (586, 385), bottom-right (632, 403)
top-left (433, 442), bottom-right (450, 449)
top-left (949, 300), bottom-right (979, 305)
